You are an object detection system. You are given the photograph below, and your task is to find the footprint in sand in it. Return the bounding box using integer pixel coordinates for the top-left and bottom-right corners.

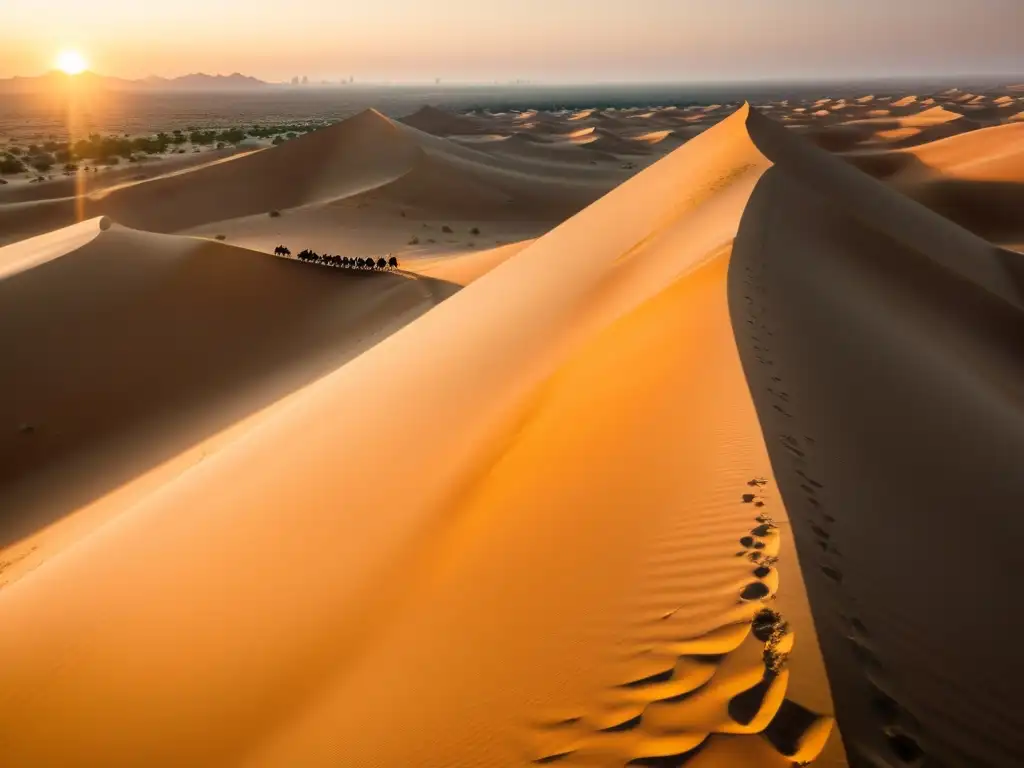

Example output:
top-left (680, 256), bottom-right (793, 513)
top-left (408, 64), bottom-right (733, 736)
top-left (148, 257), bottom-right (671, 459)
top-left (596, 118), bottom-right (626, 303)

top-left (778, 438), bottom-right (805, 458)
top-left (821, 565), bottom-right (842, 583)
top-left (796, 471), bottom-right (823, 489)
top-left (740, 581), bottom-right (771, 600)
top-left (869, 686), bottom-right (901, 726)
top-left (847, 636), bottom-right (883, 674)
top-left (886, 730), bottom-right (925, 764)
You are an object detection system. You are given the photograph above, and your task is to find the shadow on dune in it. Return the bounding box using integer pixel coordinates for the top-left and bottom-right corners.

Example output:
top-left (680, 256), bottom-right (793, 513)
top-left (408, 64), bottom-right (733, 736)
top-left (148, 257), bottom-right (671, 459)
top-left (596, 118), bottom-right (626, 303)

top-left (845, 150), bottom-right (1024, 244)
top-left (729, 110), bottom-right (1024, 766)
top-left (0, 226), bottom-right (458, 548)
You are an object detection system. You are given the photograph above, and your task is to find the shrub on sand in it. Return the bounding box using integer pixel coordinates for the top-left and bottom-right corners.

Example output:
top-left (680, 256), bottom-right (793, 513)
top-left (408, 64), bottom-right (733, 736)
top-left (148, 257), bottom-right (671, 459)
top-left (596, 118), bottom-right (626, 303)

top-left (0, 156), bottom-right (26, 174)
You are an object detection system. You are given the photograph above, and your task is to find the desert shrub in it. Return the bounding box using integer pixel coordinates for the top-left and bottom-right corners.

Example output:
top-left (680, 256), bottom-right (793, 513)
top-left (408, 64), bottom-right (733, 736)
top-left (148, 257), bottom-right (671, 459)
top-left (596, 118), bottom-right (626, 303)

top-left (388, 256), bottom-right (398, 268)
top-left (271, 136), bottom-right (284, 146)
top-left (30, 153), bottom-right (55, 172)
top-left (218, 128), bottom-right (246, 144)
top-left (0, 156), bottom-right (26, 174)
top-left (268, 210), bottom-right (281, 218)
top-left (63, 163), bottom-right (78, 175)
top-left (441, 225), bottom-right (453, 233)
top-left (215, 234), bottom-right (226, 240)
top-left (7, 146), bottom-right (23, 156)
top-left (216, 142), bottom-right (226, 149)
top-left (376, 257), bottom-right (387, 269)
top-left (189, 130), bottom-right (218, 146)
top-left (470, 227), bottom-right (480, 235)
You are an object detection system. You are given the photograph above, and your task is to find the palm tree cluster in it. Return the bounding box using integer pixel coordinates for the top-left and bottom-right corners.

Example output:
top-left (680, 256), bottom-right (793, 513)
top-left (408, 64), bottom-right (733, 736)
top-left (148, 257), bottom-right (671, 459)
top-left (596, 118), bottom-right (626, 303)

top-left (275, 245), bottom-right (399, 271)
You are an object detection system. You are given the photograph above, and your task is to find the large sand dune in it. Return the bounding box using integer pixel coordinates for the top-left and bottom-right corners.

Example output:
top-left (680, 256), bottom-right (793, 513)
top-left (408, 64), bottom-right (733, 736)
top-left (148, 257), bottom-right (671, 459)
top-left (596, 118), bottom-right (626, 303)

top-left (731, 110), bottom-right (1024, 767)
top-left (0, 218), bottom-right (454, 568)
top-left (846, 121), bottom-right (1024, 242)
top-left (0, 92), bottom-right (1020, 768)
top-left (0, 110), bottom-right (613, 246)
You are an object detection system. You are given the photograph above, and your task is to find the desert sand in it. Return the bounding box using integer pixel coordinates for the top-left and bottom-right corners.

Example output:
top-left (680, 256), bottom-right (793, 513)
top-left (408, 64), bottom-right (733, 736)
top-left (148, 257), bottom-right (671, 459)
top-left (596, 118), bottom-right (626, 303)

top-left (0, 88), bottom-right (1021, 768)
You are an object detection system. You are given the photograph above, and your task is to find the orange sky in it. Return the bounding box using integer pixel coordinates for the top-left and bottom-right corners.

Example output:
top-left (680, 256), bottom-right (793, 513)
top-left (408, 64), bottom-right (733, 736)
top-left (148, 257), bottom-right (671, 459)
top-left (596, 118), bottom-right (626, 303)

top-left (2, 0), bottom-right (1022, 82)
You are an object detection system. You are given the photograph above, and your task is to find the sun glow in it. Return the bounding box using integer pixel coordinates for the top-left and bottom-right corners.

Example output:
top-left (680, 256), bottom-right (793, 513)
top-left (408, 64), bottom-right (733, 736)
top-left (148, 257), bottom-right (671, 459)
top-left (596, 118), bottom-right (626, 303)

top-left (56, 50), bottom-right (88, 76)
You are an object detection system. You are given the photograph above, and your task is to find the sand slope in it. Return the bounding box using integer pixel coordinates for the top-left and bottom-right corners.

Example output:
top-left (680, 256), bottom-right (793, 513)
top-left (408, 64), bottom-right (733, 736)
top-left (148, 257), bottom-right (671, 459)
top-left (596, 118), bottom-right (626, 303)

top-left (0, 110), bottom-right (611, 245)
top-left (846, 121), bottom-right (1024, 242)
top-left (0, 219), bottom-right (454, 568)
top-left (731, 111), bottom-right (1024, 767)
top-left (0, 105), bottom-right (843, 766)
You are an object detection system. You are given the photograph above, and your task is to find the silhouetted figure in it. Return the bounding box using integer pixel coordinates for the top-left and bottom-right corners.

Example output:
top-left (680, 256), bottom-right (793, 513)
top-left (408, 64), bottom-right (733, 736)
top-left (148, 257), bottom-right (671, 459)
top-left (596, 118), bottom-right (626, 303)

top-left (388, 256), bottom-right (398, 269)
top-left (377, 257), bottom-right (387, 270)
top-left (356, 258), bottom-right (366, 268)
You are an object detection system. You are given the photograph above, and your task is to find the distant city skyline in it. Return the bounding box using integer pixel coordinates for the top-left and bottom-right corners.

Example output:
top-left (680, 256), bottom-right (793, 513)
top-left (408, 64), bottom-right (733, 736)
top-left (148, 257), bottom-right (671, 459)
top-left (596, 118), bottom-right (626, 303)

top-left (2, 0), bottom-right (1022, 83)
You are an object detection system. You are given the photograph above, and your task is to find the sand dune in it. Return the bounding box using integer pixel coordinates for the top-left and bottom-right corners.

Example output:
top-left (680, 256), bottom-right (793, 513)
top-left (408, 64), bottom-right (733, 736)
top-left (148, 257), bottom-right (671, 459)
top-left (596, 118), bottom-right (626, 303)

top-left (0, 144), bottom-right (256, 205)
top-left (731, 109), bottom-right (1024, 767)
top-left (0, 91), bottom-right (1019, 768)
top-left (0, 110), bottom-right (420, 241)
top-left (399, 105), bottom-right (492, 136)
top-left (0, 218), bottom-right (455, 564)
top-left (0, 104), bottom-right (850, 766)
top-left (845, 121), bottom-right (1024, 241)
top-left (0, 110), bottom-right (615, 245)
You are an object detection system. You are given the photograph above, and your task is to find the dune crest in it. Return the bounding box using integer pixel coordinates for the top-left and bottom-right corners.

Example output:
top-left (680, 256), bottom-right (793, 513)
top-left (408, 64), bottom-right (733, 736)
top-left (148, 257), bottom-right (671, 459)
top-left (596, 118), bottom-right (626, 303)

top-left (0, 215), bottom-right (109, 279)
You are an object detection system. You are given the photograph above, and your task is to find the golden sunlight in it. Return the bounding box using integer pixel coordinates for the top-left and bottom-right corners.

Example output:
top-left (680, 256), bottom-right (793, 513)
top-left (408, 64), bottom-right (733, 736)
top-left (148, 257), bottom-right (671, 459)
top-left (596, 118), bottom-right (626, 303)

top-left (55, 50), bottom-right (88, 75)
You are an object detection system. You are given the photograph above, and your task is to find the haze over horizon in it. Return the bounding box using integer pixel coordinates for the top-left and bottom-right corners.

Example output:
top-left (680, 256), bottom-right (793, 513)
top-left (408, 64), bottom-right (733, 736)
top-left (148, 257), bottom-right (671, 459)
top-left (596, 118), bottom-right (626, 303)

top-left (3, 0), bottom-right (1022, 83)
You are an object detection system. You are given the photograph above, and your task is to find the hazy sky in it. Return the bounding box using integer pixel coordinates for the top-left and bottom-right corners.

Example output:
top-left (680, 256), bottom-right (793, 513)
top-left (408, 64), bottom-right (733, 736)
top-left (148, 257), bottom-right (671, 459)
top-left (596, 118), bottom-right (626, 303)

top-left (2, 0), bottom-right (1022, 82)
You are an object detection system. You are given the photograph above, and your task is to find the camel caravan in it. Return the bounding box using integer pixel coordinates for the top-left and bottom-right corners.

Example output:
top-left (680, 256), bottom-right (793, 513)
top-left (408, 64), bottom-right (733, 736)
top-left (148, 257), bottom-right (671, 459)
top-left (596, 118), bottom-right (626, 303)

top-left (273, 245), bottom-right (400, 271)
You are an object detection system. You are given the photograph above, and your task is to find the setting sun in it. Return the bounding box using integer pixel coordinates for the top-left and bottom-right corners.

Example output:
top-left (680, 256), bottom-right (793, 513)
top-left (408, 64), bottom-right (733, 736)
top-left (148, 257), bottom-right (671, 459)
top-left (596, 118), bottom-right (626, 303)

top-left (55, 49), bottom-right (87, 75)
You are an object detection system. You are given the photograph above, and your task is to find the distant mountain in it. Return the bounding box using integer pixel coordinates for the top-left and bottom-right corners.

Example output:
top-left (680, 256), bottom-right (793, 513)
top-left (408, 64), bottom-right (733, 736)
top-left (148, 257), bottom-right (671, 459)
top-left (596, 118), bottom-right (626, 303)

top-left (0, 71), bottom-right (270, 94)
top-left (139, 72), bottom-right (268, 90)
